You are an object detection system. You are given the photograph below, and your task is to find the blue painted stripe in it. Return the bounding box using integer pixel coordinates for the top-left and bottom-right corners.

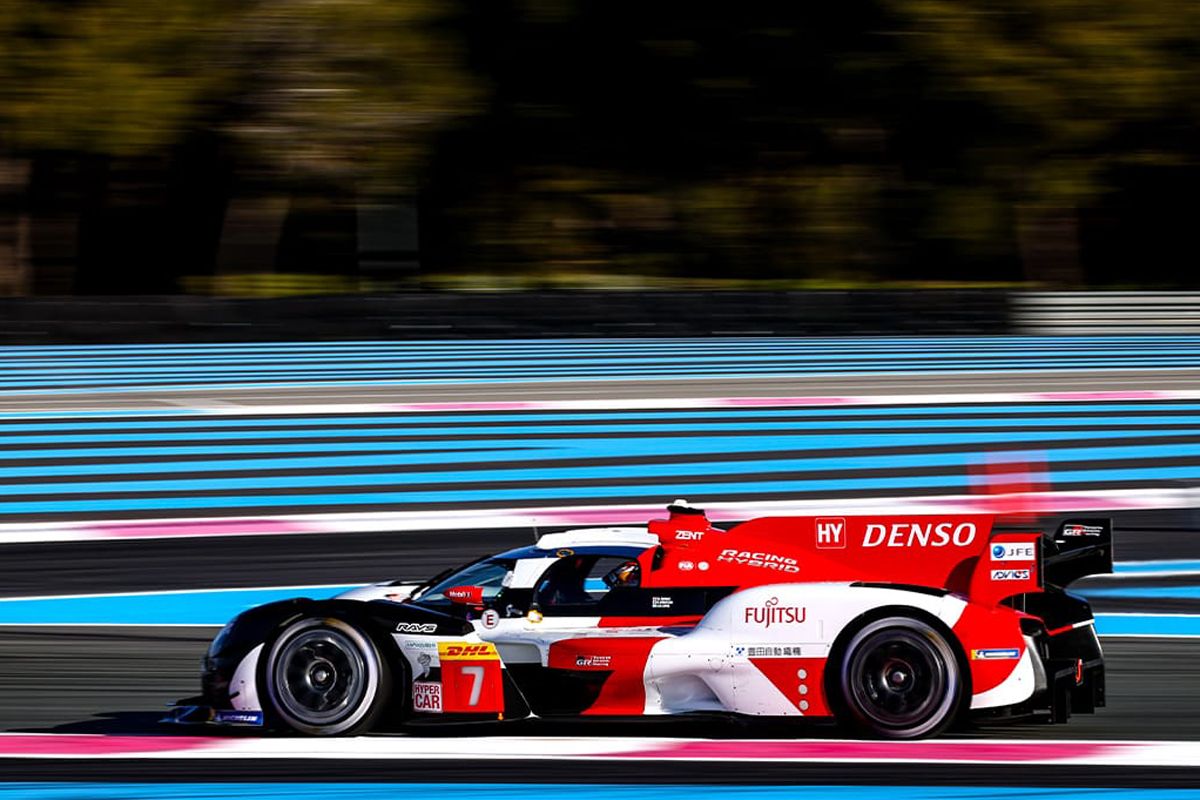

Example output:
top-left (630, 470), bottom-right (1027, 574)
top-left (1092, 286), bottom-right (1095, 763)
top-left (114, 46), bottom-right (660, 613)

top-left (1, 786), bottom-right (1198, 800)
top-left (2, 426), bottom-right (1193, 464)
top-left (1080, 586), bottom-right (1200, 600)
top-left (0, 416), bottom-right (1195, 446)
top-left (1, 463), bottom-right (1198, 515)
top-left (0, 586), bottom-right (355, 626)
top-left (1, 440), bottom-right (1194, 482)
top-left (1094, 614), bottom-right (1200, 637)
top-left (1115, 561), bottom-right (1200, 575)
top-left (7, 443), bottom-right (1200, 497)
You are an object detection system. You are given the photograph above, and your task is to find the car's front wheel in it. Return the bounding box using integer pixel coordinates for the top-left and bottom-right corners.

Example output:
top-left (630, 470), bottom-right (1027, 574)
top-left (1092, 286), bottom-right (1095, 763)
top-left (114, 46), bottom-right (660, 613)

top-left (832, 615), bottom-right (964, 739)
top-left (262, 616), bottom-right (391, 735)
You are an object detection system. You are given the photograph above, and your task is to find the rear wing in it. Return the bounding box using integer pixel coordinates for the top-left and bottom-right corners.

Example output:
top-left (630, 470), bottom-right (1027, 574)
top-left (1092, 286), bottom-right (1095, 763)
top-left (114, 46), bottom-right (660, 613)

top-left (1042, 518), bottom-right (1114, 587)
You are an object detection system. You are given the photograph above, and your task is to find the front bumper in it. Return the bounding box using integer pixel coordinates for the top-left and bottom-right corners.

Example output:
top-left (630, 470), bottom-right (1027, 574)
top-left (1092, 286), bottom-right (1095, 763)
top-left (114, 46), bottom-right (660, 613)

top-left (163, 700), bottom-right (264, 728)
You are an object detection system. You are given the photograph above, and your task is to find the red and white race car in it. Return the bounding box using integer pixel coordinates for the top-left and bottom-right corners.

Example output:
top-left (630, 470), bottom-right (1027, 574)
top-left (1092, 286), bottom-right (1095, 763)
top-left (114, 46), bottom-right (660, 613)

top-left (174, 501), bottom-right (1110, 739)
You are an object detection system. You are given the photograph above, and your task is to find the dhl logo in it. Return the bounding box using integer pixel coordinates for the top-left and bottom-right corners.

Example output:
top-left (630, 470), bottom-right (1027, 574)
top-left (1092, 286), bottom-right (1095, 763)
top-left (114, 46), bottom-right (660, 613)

top-left (437, 642), bottom-right (499, 661)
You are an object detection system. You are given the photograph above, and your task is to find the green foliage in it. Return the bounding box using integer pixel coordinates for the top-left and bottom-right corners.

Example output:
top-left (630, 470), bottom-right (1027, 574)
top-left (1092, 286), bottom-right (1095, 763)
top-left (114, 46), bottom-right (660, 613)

top-left (0, 0), bottom-right (479, 191)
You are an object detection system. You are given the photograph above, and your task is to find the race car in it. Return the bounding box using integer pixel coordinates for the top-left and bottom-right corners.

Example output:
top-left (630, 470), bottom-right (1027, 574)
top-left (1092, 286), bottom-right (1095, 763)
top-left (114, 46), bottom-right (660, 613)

top-left (171, 501), bottom-right (1111, 739)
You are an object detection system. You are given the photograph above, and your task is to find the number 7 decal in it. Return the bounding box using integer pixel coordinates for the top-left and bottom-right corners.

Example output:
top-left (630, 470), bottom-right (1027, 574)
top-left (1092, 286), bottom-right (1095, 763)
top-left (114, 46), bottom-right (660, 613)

top-left (437, 641), bottom-right (505, 713)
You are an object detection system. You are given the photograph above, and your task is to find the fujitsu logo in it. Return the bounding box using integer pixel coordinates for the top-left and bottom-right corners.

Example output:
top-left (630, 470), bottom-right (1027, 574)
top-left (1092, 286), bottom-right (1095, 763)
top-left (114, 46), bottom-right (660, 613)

top-left (743, 596), bottom-right (807, 628)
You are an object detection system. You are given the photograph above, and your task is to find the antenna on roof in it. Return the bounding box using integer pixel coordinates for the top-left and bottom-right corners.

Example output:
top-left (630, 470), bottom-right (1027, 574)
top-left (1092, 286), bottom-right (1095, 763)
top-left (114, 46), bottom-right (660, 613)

top-left (532, 517), bottom-right (540, 543)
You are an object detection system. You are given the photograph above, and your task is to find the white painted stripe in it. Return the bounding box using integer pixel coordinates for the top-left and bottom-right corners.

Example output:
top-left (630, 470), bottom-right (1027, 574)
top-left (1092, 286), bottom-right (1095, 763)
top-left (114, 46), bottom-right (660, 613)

top-left (4, 388), bottom-right (1200, 419)
top-left (0, 486), bottom-right (1192, 545)
top-left (0, 733), bottom-right (1198, 765)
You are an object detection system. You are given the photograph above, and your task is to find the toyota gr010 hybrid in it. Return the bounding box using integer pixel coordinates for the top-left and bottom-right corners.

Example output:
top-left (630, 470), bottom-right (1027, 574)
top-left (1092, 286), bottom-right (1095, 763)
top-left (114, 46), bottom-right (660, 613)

top-left (172, 502), bottom-right (1111, 739)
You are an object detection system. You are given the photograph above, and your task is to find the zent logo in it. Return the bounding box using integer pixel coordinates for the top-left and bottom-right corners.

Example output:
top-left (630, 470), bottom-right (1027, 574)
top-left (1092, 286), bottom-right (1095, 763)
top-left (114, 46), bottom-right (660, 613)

top-left (815, 517), bottom-right (846, 549)
top-left (991, 543), bottom-right (1036, 562)
top-left (990, 568), bottom-right (1031, 581)
top-left (743, 596), bottom-right (807, 628)
top-left (675, 530), bottom-right (706, 541)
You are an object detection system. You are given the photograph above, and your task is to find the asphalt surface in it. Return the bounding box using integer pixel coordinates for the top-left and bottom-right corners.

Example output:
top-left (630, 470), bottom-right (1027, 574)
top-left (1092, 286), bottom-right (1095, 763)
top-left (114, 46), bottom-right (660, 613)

top-left (3, 369), bottom-right (1200, 413)
top-left (1, 367), bottom-right (1199, 786)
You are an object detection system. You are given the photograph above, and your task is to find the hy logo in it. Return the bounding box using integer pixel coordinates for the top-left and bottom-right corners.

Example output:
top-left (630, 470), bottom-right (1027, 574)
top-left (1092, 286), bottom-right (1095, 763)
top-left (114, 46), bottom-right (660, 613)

top-left (815, 517), bottom-right (846, 549)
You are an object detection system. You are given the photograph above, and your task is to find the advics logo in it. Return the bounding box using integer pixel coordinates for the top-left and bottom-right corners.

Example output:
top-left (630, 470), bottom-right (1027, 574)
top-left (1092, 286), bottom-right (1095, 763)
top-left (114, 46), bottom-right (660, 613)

top-left (991, 568), bottom-right (1031, 582)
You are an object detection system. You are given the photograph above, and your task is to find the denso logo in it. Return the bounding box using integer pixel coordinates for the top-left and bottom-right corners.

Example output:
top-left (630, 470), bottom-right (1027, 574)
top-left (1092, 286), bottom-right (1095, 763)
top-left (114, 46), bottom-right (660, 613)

top-left (815, 517), bottom-right (846, 549)
top-left (719, 549), bottom-right (800, 573)
top-left (862, 522), bottom-right (976, 548)
top-left (744, 597), bottom-right (806, 628)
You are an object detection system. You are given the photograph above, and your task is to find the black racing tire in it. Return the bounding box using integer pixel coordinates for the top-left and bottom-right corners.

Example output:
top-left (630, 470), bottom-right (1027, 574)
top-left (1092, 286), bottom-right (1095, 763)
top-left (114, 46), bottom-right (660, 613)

top-left (261, 616), bottom-right (392, 736)
top-left (832, 615), bottom-right (963, 739)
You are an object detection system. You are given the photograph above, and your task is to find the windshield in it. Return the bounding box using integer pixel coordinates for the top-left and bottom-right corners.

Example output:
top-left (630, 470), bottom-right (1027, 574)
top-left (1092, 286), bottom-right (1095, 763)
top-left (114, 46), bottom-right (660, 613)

top-left (410, 558), bottom-right (514, 606)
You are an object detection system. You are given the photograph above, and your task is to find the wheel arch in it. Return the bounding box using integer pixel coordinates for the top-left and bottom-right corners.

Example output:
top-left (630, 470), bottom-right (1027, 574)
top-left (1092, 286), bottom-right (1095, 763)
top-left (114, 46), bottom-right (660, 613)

top-left (823, 602), bottom-right (973, 728)
top-left (255, 599), bottom-right (408, 733)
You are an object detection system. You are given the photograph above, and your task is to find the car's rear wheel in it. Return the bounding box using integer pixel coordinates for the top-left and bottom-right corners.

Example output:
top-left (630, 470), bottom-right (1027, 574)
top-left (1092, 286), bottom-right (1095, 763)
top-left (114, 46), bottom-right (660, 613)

top-left (263, 616), bottom-right (391, 735)
top-left (834, 615), bottom-right (963, 739)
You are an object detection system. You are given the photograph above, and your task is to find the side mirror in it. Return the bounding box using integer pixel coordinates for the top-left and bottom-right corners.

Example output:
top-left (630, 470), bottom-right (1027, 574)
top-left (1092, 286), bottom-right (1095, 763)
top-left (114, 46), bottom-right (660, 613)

top-left (445, 585), bottom-right (485, 606)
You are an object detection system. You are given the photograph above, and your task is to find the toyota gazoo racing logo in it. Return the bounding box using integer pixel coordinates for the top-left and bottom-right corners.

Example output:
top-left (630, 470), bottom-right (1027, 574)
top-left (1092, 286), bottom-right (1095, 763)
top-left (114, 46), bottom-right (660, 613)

top-left (743, 596), bottom-right (807, 628)
top-left (1062, 524), bottom-right (1105, 537)
top-left (991, 542), bottom-right (1037, 562)
top-left (575, 654), bottom-right (613, 668)
top-left (719, 549), bottom-right (799, 572)
top-left (862, 521), bottom-right (977, 548)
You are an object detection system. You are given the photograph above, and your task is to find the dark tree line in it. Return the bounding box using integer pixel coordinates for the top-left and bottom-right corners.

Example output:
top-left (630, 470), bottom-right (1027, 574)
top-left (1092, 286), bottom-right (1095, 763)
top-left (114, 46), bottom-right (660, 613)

top-left (1, 0), bottom-right (1198, 294)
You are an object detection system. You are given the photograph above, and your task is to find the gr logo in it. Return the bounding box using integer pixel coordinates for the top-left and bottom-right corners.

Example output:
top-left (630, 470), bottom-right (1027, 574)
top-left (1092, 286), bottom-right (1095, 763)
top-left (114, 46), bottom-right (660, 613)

top-left (815, 517), bottom-right (846, 549)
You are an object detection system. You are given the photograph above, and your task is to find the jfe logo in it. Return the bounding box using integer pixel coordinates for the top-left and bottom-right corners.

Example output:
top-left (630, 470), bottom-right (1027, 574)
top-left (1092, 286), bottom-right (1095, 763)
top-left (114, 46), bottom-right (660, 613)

top-left (991, 542), bottom-right (1036, 562)
top-left (815, 517), bottom-right (846, 549)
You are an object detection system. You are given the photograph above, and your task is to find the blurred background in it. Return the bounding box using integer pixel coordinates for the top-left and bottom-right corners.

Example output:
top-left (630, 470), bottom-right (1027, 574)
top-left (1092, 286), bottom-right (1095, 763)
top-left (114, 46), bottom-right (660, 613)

top-left (1, 0), bottom-right (1198, 301)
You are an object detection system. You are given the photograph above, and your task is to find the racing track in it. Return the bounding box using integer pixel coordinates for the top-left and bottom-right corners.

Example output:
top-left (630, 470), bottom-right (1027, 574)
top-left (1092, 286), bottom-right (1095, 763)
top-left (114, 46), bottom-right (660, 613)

top-left (1, 342), bottom-right (1200, 791)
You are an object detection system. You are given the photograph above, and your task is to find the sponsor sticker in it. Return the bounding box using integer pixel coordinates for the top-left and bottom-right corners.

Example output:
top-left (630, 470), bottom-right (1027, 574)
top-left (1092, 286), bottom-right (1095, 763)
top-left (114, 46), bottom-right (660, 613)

top-left (698, 562), bottom-right (710, 571)
top-left (862, 521), bottom-right (977, 548)
top-left (675, 530), bottom-right (706, 541)
top-left (412, 681), bottom-right (443, 713)
top-left (991, 542), bottom-right (1037, 562)
top-left (743, 596), bottom-right (807, 628)
top-left (395, 622), bottom-right (438, 634)
top-left (213, 709), bottom-right (264, 726)
top-left (438, 642), bottom-right (500, 661)
top-left (651, 596), bottom-right (674, 609)
top-left (575, 654), bottom-right (613, 668)
top-left (401, 638), bottom-right (437, 652)
top-left (815, 517), bottom-right (846, 549)
top-left (480, 609), bottom-right (499, 629)
top-left (678, 560), bottom-right (695, 571)
top-left (1062, 524), bottom-right (1105, 537)
top-left (991, 568), bottom-right (1031, 581)
top-left (719, 549), bottom-right (800, 573)
top-left (971, 648), bottom-right (1021, 661)
top-left (734, 644), bottom-right (804, 658)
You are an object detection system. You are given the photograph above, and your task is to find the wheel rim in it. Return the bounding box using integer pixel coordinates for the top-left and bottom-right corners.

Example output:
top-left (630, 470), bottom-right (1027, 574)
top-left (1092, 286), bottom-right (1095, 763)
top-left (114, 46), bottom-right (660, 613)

top-left (272, 626), bottom-right (368, 726)
top-left (846, 623), bottom-right (955, 733)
